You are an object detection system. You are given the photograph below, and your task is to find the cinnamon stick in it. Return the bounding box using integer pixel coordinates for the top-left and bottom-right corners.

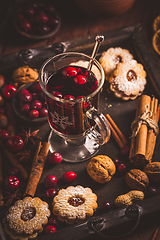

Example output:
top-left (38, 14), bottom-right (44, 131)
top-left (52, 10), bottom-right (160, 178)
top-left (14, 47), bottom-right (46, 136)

top-left (0, 151), bottom-right (4, 206)
top-left (6, 101), bottom-right (16, 136)
top-left (152, 228), bottom-right (159, 240)
top-left (24, 142), bottom-right (50, 197)
top-left (129, 95), bottom-right (160, 166)
top-left (105, 114), bottom-right (128, 148)
top-left (145, 97), bottom-right (159, 161)
top-left (2, 146), bottom-right (28, 179)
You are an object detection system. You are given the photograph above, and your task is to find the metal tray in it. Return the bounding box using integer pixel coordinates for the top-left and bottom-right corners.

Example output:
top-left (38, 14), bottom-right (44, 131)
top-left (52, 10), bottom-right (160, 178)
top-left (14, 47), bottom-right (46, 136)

top-left (1, 24), bottom-right (160, 240)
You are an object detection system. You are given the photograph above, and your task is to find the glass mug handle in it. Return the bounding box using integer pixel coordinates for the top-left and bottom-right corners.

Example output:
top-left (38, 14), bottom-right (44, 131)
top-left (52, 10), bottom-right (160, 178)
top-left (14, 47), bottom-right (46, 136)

top-left (86, 107), bottom-right (111, 145)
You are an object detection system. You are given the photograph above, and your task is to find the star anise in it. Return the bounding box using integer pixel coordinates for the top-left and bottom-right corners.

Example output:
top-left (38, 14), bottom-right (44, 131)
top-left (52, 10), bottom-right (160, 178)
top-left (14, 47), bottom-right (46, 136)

top-left (3, 189), bottom-right (22, 206)
top-left (19, 127), bottom-right (42, 146)
top-left (15, 149), bottom-right (33, 164)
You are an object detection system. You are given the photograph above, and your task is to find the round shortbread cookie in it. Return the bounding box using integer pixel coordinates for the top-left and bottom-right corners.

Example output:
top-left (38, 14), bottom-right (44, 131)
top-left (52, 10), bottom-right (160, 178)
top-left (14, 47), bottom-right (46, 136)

top-left (109, 60), bottom-right (147, 100)
top-left (99, 47), bottom-right (133, 81)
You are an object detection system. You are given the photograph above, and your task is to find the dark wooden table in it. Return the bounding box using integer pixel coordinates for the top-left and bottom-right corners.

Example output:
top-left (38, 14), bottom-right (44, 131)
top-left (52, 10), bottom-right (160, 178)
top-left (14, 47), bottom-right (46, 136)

top-left (1, 0), bottom-right (160, 239)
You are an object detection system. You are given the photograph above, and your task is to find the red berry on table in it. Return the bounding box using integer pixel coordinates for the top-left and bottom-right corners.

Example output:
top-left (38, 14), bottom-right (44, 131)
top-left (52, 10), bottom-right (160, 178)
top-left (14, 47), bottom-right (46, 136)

top-left (4, 175), bottom-right (20, 192)
top-left (44, 225), bottom-right (56, 235)
top-left (8, 167), bottom-right (18, 176)
top-left (112, 157), bottom-right (121, 167)
top-left (44, 175), bottom-right (57, 189)
top-left (31, 100), bottom-right (42, 110)
top-left (0, 129), bottom-right (9, 141)
top-left (117, 163), bottom-right (127, 174)
top-left (6, 135), bottom-right (24, 153)
top-left (20, 18), bottom-right (32, 32)
top-left (39, 107), bottom-right (48, 117)
top-left (100, 201), bottom-right (111, 211)
top-left (62, 67), bottom-right (78, 77)
top-left (25, 6), bottom-right (35, 17)
top-left (45, 188), bottom-right (57, 198)
top-left (146, 186), bottom-right (157, 197)
top-left (48, 152), bottom-right (62, 165)
top-left (2, 84), bottom-right (17, 99)
top-left (48, 217), bottom-right (59, 226)
top-left (62, 171), bottom-right (77, 183)
top-left (29, 109), bottom-right (39, 119)
top-left (74, 75), bottom-right (87, 84)
top-left (38, 24), bottom-right (50, 34)
top-left (120, 145), bottom-right (130, 157)
top-left (48, 16), bottom-right (59, 27)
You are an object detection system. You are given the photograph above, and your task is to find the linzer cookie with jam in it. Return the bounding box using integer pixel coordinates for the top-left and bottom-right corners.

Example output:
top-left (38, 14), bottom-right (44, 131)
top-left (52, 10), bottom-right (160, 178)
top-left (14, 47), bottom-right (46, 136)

top-left (3, 196), bottom-right (50, 240)
top-left (99, 47), bottom-right (133, 81)
top-left (52, 185), bottom-right (98, 225)
top-left (109, 60), bottom-right (147, 100)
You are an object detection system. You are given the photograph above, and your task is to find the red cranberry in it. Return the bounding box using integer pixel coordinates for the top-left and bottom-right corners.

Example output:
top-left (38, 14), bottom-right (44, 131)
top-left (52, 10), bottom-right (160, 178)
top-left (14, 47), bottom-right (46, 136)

top-left (44, 175), bottom-right (57, 189)
top-left (112, 157), bottom-right (121, 167)
top-left (45, 4), bottom-right (55, 13)
top-left (0, 129), bottom-right (9, 141)
top-left (48, 217), bottom-right (59, 226)
top-left (18, 88), bottom-right (29, 98)
top-left (44, 225), bottom-right (56, 235)
top-left (62, 67), bottom-right (78, 77)
top-left (31, 81), bottom-right (42, 92)
top-left (146, 186), bottom-right (157, 197)
top-left (64, 95), bottom-right (75, 101)
top-left (120, 145), bottom-right (130, 157)
top-left (48, 152), bottom-right (62, 165)
top-left (52, 91), bottom-right (63, 98)
top-left (100, 201), bottom-right (111, 211)
top-left (25, 6), bottom-right (35, 17)
top-left (117, 163), bottom-right (127, 174)
top-left (20, 18), bottom-right (31, 32)
top-left (0, 107), bottom-right (4, 114)
top-left (38, 24), bottom-right (50, 34)
top-left (48, 16), bottom-right (59, 27)
top-left (36, 12), bottom-right (49, 23)
top-left (62, 171), bottom-right (77, 183)
top-left (20, 104), bottom-right (30, 115)
top-left (2, 84), bottom-right (17, 99)
top-left (31, 100), bottom-right (42, 110)
top-left (8, 167), bottom-right (18, 176)
top-left (6, 135), bottom-right (24, 153)
top-left (74, 75), bottom-right (87, 84)
top-left (29, 109), bottom-right (39, 119)
top-left (45, 188), bottom-right (57, 198)
top-left (19, 92), bottom-right (32, 104)
top-left (17, 12), bottom-right (24, 21)
top-left (4, 175), bottom-right (20, 192)
top-left (39, 107), bottom-right (48, 117)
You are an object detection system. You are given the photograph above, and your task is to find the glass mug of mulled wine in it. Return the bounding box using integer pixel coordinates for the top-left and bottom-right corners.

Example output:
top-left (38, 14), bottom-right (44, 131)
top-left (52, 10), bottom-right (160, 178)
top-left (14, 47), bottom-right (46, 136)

top-left (39, 52), bottom-right (110, 162)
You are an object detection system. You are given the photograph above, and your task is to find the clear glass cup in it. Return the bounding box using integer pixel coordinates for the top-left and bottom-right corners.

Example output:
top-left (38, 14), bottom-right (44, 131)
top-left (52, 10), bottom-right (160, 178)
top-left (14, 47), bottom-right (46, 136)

top-left (39, 52), bottom-right (110, 162)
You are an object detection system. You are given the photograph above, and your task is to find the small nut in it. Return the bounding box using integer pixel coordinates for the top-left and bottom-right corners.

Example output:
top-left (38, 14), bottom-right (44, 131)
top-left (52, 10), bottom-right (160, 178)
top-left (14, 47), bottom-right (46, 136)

top-left (12, 65), bottom-right (39, 85)
top-left (125, 169), bottom-right (149, 190)
top-left (87, 155), bottom-right (116, 183)
top-left (115, 190), bottom-right (144, 207)
top-left (144, 162), bottom-right (160, 182)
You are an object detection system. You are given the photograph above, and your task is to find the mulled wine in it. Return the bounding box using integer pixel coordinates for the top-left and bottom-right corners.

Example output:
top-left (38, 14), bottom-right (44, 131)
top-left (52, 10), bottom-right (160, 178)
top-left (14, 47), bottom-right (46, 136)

top-left (46, 65), bottom-right (99, 135)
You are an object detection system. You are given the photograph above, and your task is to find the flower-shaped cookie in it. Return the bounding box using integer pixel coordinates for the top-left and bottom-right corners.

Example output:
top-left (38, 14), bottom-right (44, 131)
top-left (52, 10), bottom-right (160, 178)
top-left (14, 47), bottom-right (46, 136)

top-left (3, 197), bottom-right (50, 240)
top-left (52, 185), bottom-right (98, 225)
